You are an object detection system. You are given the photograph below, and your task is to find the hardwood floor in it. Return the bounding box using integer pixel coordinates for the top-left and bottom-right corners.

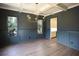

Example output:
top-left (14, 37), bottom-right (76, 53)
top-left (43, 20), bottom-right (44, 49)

top-left (0, 38), bottom-right (79, 56)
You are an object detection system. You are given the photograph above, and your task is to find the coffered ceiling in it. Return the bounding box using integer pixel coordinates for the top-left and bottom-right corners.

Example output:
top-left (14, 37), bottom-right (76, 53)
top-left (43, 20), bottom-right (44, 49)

top-left (0, 3), bottom-right (79, 16)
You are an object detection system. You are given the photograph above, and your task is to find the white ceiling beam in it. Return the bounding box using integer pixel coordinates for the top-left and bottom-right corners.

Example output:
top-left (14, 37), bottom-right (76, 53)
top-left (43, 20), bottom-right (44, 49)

top-left (68, 3), bottom-right (79, 9)
top-left (38, 4), bottom-right (57, 15)
top-left (44, 3), bottom-right (79, 17)
top-left (0, 3), bottom-right (79, 16)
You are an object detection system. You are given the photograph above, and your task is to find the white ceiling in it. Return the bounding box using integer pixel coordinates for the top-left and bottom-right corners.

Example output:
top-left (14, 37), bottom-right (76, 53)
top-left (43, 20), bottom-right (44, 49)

top-left (0, 3), bottom-right (79, 16)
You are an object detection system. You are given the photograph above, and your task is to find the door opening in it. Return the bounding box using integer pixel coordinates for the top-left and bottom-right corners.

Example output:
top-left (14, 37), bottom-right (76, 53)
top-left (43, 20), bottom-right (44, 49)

top-left (50, 17), bottom-right (57, 40)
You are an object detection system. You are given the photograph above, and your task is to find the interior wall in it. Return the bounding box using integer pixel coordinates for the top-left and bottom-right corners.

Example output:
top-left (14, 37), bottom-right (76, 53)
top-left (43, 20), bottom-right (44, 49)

top-left (44, 6), bottom-right (79, 51)
top-left (44, 16), bottom-right (50, 39)
top-left (0, 8), bottom-right (44, 48)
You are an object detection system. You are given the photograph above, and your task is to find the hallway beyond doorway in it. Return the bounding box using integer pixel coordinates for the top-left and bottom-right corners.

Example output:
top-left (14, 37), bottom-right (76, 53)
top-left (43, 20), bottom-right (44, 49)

top-left (50, 17), bottom-right (57, 40)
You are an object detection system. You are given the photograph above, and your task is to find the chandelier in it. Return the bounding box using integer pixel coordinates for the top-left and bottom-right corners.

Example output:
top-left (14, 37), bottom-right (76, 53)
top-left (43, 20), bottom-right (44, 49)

top-left (26, 3), bottom-right (39, 23)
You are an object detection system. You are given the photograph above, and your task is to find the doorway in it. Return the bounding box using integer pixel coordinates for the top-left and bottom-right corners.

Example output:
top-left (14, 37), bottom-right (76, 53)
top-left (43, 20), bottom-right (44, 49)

top-left (50, 17), bottom-right (57, 40)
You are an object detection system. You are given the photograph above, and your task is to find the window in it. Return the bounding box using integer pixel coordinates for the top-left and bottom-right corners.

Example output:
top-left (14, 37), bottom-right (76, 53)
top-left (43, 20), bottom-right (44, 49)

top-left (8, 16), bottom-right (17, 36)
top-left (37, 20), bottom-right (43, 34)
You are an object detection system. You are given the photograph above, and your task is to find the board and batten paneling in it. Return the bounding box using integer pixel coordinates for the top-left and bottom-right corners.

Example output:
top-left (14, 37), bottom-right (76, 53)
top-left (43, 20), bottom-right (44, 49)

top-left (45, 6), bottom-right (79, 51)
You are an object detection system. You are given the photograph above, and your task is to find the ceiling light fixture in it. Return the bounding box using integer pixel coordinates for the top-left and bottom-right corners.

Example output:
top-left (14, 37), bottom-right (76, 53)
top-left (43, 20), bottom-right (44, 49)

top-left (26, 3), bottom-right (39, 23)
top-left (35, 3), bottom-right (39, 21)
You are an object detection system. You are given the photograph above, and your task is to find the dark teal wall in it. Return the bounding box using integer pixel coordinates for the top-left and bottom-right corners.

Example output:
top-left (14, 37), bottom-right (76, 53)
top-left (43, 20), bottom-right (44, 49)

top-left (0, 8), bottom-right (44, 48)
top-left (44, 17), bottom-right (50, 39)
top-left (45, 6), bottom-right (79, 51)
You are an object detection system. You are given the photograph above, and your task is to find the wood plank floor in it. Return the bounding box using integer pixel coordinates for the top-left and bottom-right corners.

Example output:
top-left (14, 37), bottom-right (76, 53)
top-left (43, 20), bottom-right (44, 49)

top-left (0, 38), bottom-right (79, 56)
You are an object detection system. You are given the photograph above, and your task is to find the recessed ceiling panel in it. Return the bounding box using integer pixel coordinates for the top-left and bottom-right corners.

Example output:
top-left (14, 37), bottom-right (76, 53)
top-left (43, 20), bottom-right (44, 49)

top-left (1, 3), bottom-right (79, 16)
